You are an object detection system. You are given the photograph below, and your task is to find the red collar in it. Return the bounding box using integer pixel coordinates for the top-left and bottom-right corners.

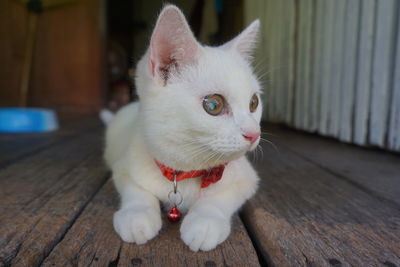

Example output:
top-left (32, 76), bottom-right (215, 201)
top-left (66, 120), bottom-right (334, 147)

top-left (154, 160), bottom-right (226, 188)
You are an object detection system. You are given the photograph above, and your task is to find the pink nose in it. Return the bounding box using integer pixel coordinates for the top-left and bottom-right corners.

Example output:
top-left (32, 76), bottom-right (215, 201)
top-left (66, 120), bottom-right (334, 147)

top-left (242, 132), bottom-right (260, 144)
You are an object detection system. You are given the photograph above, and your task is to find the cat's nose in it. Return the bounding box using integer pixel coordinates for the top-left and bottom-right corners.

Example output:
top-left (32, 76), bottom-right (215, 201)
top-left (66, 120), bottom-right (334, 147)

top-left (242, 132), bottom-right (260, 144)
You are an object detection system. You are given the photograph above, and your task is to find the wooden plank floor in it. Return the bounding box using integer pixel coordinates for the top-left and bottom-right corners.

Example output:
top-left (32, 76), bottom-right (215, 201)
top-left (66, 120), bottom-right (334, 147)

top-left (0, 116), bottom-right (259, 267)
top-left (242, 124), bottom-right (400, 266)
top-left (0, 117), bottom-right (399, 266)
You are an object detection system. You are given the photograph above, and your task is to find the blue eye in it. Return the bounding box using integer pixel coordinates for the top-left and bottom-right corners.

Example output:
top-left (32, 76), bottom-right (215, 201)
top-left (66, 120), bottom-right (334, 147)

top-left (203, 94), bottom-right (224, 115)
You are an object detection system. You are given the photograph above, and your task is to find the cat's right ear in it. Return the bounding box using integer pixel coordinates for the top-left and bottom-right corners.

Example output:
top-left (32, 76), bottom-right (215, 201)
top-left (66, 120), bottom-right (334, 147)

top-left (149, 5), bottom-right (201, 85)
top-left (221, 20), bottom-right (260, 61)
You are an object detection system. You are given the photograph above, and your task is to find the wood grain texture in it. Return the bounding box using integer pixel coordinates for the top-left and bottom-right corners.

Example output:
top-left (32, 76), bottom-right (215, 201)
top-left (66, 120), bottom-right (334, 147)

top-left (243, 128), bottom-right (400, 266)
top-left (41, 180), bottom-right (122, 267)
top-left (0, 115), bottom-right (101, 168)
top-left (369, 0), bottom-right (397, 146)
top-left (0, 0), bottom-right (29, 106)
top-left (42, 180), bottom-right (261, 267)
top-left (28, 0), bottom-right (106, 112)
top-left (0, 128), bottom-right (108, 266)
top-left (0, 0), bottom-right (106, 112)
top-left (264, 123), bottom-right (400, 206)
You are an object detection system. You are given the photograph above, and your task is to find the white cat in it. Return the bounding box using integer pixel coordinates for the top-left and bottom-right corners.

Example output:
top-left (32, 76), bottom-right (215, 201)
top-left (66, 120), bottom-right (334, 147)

top-left (103, 5), bottom-right (262, 252)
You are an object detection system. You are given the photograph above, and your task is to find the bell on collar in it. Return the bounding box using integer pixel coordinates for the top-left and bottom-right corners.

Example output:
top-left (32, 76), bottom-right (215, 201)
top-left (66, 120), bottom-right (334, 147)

top-left (167, 205), bottom-right (181, 223)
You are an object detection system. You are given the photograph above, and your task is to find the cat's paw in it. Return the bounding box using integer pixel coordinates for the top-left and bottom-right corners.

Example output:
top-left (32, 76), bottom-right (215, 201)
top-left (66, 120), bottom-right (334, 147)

top-left (180, 211), bottom-right (231, 251)
top-left (113, 207), bottom-right (162, 244)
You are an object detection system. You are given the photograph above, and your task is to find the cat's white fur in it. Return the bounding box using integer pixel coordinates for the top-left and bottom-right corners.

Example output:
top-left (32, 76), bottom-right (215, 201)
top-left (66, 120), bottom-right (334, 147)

top-left (104, 5), bottom-right (262, 251)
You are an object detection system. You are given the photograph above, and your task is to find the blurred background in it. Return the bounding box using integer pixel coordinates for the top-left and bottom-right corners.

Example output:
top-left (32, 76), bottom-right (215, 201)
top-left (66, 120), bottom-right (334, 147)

top-left (1, 0), bottom-right (399, 153)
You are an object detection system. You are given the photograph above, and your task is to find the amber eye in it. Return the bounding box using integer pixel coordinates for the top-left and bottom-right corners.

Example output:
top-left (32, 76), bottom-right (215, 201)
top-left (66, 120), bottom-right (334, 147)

top-left (203, 94), bottom-right (224, 116)
top-left (250, 94), bottom-right (259, 112)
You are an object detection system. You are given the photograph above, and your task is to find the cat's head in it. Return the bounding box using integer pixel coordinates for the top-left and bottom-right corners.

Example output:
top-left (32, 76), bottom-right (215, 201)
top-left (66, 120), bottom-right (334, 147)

top-left (136, 5), bottom-right (262, 171)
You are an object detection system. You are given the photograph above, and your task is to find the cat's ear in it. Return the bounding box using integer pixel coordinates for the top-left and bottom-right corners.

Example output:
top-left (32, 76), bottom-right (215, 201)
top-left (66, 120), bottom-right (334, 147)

top-left (221, 20), bottom-right (260, 61)
top-left (149, 5), bottom-right (201, 84)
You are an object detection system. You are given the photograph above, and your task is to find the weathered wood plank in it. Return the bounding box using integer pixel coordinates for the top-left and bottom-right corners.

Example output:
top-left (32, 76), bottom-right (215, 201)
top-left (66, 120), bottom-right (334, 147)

top-left (0, 115), bottom-right (101, 167)
top-left (42, 180), bottom-right (261, 267)
top-left (118, 215), bottom-right (259, 266)
top-left (243, 130), bottom-right (400, 266)
top-left (369, 0), bottom-right (397, 146)
top-left (339, 0), bottom-right (360, 143)
top-left (0, 128), bottom-right (108, 266)
top-left (41, 180), bottom-right (121, 267)
top-left (264, 123), bottom-right (400, 206)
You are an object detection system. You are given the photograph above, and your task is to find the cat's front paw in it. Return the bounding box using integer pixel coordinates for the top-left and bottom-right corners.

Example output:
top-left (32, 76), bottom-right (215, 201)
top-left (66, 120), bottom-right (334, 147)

top-left (113, 207), bottom-right (162, 244)
top-left (180, 211), bottom-right (231, 251)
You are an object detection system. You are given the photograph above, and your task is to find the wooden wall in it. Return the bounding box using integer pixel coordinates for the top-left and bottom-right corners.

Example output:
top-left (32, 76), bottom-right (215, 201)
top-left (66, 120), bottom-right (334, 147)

top-left (0, 1), bottom-right (29, 107)
top-left (0, 0), bottom-right (106, 113)
top-left (245, 0), bottom-right (400, 152)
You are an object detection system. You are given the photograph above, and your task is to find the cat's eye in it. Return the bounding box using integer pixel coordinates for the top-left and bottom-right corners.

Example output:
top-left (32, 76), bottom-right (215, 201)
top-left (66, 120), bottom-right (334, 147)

top-left (203, 94), bottom-right (224, 116)
top-left (250, 94), bottom-right (259, 112)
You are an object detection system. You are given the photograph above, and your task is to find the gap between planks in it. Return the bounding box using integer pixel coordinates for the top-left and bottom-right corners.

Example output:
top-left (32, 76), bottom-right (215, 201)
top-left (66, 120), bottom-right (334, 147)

top-left (0, 115), bottom-right (101, 169)
top-left (243, 124), bottom-right (400, 266)
top-left (41, 179), bottom-right (262, 267)
top-left (0, 128), bottom-right (109, 266)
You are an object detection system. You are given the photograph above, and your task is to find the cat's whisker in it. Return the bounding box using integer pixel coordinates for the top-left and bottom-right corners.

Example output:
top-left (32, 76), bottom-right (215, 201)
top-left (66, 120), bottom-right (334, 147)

top-left (179, 140), bottom-right (202, 149)
top-left (256, 70), bottom-right (271, 80)
top-left (105, 4), bottom-right (263, 249)
top-left (251, 148), bottom-right (258, 163)
top-left (184, 144), bottom-right (210, 160)
top-left (190, 147), bottom-right (212, 161)
top-left (253, 56), bottom-right (268, 72)
top-left (198, 151), bottom-right (217, 169)
top-left (214, 151), bottom-right (225, 165)
top-left (183, 140), bottom-right (221, 163)
top-left (258, 144), bottom-right (264, 160)
top-left (259, 137), bottom-right (279, 154)
top-left (253, 143), bottom-right (264, 163)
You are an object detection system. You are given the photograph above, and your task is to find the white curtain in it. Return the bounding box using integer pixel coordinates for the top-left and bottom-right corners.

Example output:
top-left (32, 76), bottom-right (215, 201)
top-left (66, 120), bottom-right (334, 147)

top-left (245, 0), bottom-right (400, 152)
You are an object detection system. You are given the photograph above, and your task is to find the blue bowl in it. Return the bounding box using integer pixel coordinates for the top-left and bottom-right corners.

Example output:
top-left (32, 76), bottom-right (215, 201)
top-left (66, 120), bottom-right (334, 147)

top-left (0, 108), bottom-right (59, 133)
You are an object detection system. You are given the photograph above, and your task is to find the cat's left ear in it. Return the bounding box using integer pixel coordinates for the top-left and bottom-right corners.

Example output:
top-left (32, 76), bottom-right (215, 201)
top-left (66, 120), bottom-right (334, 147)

top-left (221, 20), bottom-right (260, 61)
top-left (150, 5), bottom-right (202, 85)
